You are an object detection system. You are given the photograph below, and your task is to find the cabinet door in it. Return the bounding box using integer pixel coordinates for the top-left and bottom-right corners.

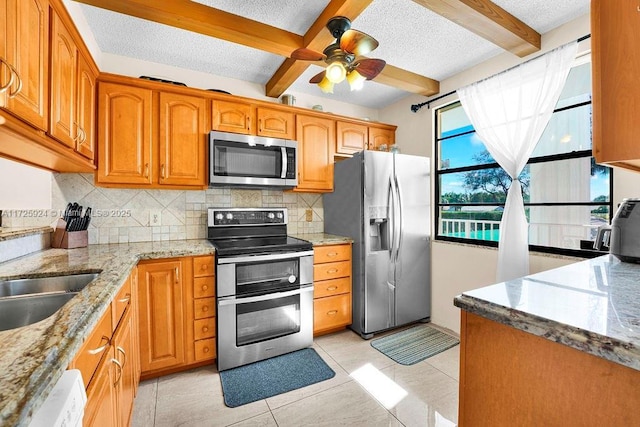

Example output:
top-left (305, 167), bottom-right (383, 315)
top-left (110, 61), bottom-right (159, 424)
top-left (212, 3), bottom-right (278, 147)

top-left (368, 127), bottom-right (395, 151)
top-left (49, 10), bottom-right (76, 148)
top-left (76, 53), bottom-right (96, 161)
top-left (113, 308), bottom-right (136, 427)
top-left (336, 121), bottom-right (368, 154)
top-left (294, 114), bottom-right (335, 192)
top-left (97, 82), bottom-right (153, 185)
top-left (2, 0), bottom-right (49, 130)
top-left (159, 92), bottom-right (207, 186)
top-left (257, 107), bottom-right (295, 139)
top-left (84, 346), bottom-right (117, 427)
top-left (137, 260), bottom-right (186, 373)
top-left (212, 99), bottom-right (253, 134)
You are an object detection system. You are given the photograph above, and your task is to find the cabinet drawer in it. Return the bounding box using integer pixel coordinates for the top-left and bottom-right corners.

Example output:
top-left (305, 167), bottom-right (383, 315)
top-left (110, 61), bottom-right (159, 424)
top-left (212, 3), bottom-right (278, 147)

top-left (194, 297), bottom-right (216, 319)
top-left (313, 293), bottom-right (352, 334)
top-left (72, 309), bottom-right (113, 389)
top-left (111, 276), bottom-right (132, 329)
top-left (313, 260), bottom-right (351, 281)
top-left (194, 339), bottom-right (216, 362)
top-left (194, 317), bottom-right (216, 340)
top-left (314, 244), bottom-right (351, 263)
top-left (314, 277), bottom-right (351, 299)
top-left (194, 256), bottom-right (214, 277)
top-left (194, 277), bottom-right (215, 299)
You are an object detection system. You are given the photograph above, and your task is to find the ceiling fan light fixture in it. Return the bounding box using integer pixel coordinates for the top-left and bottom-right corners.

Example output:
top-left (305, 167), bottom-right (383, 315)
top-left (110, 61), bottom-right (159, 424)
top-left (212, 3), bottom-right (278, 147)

top-left (318, 76), bottom-right (334, 93)
top-left (326, 60), bottom-right (347, 83)
top-left (347, 69), bottom-right (366, 91)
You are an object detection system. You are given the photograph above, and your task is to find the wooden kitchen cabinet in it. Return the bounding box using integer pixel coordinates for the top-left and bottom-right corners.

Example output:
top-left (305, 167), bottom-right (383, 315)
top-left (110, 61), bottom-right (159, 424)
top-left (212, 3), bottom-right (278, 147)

top-left (97, 82), bottom-right (153, 185)
top-left (137, 259), bottom-right (186, 374)
top-left (83, 346), bottom-right (117, 427)
top-left (313, 243), bottom-right (352, 336)
top-left (591, 0), bottom-right (640, 172)
top-left (211, 99), bottom-right (295, 140)
top-left (336, 121), bottom-right (368, 156)
top-left (368, 125), bottom-right (395, 151)
top-left (112, 303), bottom-right (136, 427)
top-left (0, 0), bottom-right (49, 130)
top-left (256, 107), bottom-right (295, 139)
top-left (190, 255), bottom-right (216, 363)
top-left (159, 92), bottom-right (208, 186)
top-left (75, 52), bottom-right (97, 160)
top-left (294, 114), bottom-right (335, 193)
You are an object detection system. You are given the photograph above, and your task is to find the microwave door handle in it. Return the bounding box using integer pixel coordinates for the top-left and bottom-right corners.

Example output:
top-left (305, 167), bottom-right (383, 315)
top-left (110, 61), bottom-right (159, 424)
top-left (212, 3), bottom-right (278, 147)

top-left (218, 286), bottom-right (313, 306)
top-left (281, 147), bottom-right (287, 178)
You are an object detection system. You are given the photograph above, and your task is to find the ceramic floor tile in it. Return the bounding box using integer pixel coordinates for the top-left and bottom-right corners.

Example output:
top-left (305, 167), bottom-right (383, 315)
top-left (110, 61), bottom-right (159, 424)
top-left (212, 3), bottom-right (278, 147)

top-left (227, 411), bottom-right (278, 426)
top-left (131, 378), bottom-right (158, 427)
top-left (424, 346), bottom-right (460, 381)
top-left (315, 329), bottom-right (397, 374)
top-left (154, 365), bottom-right (271, 427)
top-left (265, 344), bottom-right (352, 410)
top-left (272, 380), bottom-right (403, 427)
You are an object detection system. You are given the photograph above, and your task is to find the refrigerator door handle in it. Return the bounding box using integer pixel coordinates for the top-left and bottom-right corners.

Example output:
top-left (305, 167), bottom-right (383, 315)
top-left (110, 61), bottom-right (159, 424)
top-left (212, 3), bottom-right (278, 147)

top-left (388, 176), bottom-right (395, 261)
top-left (394, 173), bottom-right (403, 263)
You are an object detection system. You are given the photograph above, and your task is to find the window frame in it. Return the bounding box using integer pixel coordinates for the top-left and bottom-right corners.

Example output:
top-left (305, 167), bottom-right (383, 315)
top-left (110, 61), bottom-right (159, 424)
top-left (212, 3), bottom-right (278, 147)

top-left (434, 97), bottom-right (614, 259)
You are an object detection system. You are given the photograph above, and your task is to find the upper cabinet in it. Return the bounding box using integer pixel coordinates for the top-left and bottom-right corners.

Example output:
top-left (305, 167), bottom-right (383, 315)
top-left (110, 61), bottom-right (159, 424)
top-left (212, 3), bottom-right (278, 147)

top-left (75, 53), bottom-right (97, 160)
top-left (97, 77), bottom-right (208, 189)
top-left (1, 0), bottom-right (49, 130)
top-left (336, 121), bottom-right (368, 156)
top-left (591, 0), bottom-right (640, 172)
top-left (368, 125), bottom-right (396, 151)
top-left (294, 114), bottom-right (335, 193)
top-left (212, 99), bottom-right (295, 140)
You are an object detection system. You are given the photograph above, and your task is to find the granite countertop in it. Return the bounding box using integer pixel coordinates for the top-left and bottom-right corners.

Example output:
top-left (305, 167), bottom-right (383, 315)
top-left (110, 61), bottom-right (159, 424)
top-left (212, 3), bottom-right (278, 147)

top-left (454, 255), bottom-right (640, 372)
top-left (0, 240), bottom-right (215, 427)
top-left (0, 226), bottom-right (52, 242)
top-left (294, 233), bottom-right (353, 246)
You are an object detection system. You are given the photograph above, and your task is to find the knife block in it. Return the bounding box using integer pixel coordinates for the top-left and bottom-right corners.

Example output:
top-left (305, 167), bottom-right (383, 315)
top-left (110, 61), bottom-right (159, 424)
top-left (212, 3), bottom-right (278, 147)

top-left (51, 219), bottom-right (88, 249)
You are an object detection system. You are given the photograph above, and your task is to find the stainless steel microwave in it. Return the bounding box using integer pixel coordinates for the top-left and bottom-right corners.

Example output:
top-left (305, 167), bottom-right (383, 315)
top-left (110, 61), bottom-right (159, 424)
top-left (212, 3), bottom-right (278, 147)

top-left (209, 131), bottom-right (298, 188)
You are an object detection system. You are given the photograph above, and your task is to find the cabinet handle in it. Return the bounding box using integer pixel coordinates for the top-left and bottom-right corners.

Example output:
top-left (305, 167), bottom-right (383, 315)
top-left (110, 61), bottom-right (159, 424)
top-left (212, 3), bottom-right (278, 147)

top-left (6, 62), bottom-right (21, 98)
top-left (202, 326), bottom-right (209, 333)
top-left (88, 336), bottom-right (110, 355)
top-left (175, 267), bottom-right (179, 283)
top-left (246, 117), bottom-right (250, 131)
top-left (200, 264), bottom-right (208, 272)
top-left (327, 310), bottom-right (338, 316)
top-left (161, 164), bottom-right (166, 179)
top-left (203, 346), bottom-right (210, 353)
top-left (258, 118), bottom-right (262, 132)
top-left (117, 345), bottom-right (126, 368)
top-left (327, 286), bottom-right (338, 291)
top-left (112, 358), bottom-right (123, 386)
top-left (0, 58), bottom-right (15, 94)
top-left (118, 293), bottom-right (131, 304)
top-left (327, 252), bottom-right (338, 258)
top-left (201, 285), bottom-right (208, 291)
top-left (73, 121), bottom-right (81, 142)
top-left (144, 163), bottom-right (149, 178)
top-left (327, 268), bottom-right (339, 274)
top-left (202, 305), bottom-right (209, 312)
top-left (80, 127), bottom-right (87, 144)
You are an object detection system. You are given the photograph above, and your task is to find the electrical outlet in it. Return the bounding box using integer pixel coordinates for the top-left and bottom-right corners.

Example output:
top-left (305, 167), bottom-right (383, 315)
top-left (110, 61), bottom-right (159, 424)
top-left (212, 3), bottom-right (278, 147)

top-left (305, 209), bottom-right (313, 222)
top-left (150, 209), bottom-right (162, 226)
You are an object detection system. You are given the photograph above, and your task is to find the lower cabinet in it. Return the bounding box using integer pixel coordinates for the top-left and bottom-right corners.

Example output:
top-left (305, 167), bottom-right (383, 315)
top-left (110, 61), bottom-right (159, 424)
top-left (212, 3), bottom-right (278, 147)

top-left (313, 243), bottom-right (353, 336)
top-left (192, 256), bottom-right (217, 363)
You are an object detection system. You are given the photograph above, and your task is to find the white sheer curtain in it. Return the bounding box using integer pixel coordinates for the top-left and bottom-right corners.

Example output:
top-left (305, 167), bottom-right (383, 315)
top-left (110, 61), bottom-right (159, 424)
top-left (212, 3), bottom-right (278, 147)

top-left (456, 42), bottom-right (577, 282)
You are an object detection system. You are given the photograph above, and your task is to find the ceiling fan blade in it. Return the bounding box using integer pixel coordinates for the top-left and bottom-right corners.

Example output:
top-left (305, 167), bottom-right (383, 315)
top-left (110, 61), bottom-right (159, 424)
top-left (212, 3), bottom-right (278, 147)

top-left (353, 59), bottom-right (386, 80)
top-left (340, 29), bottom-right (379, 56)
top-left (309, 70), bottom-right (326, 84)
top-left (291, 48), bottom-right (326, 61)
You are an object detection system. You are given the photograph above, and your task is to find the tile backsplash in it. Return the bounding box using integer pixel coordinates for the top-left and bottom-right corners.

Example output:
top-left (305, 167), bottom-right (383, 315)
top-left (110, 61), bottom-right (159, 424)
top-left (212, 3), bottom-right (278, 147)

top-left (4, 173), bottom-right (324, 244)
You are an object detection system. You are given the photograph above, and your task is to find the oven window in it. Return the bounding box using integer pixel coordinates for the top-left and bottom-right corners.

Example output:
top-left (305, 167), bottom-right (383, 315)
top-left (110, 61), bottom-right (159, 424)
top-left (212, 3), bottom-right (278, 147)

top-left (236, 259), bottom-right (299, 295)
top-left (214, 141), bottom-right (282, 178)
top-left (236, 294), bottom-right (301, 346)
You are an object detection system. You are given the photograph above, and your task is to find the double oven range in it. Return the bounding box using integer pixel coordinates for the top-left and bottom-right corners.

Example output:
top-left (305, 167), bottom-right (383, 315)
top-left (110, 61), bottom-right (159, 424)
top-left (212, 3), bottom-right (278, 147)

top-left (208, 208), bottom-right (314, 371)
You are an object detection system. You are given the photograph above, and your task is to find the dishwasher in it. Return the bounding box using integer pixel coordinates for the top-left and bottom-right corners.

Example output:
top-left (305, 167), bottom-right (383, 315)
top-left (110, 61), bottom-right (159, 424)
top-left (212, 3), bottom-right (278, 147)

top-left (29, 369), bottom-right (86, 427)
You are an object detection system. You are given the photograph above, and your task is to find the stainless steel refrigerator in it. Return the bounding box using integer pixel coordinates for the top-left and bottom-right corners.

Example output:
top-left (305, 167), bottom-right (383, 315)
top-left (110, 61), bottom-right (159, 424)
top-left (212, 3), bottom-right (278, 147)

top-left (323, 150), bottom-right (431, 338)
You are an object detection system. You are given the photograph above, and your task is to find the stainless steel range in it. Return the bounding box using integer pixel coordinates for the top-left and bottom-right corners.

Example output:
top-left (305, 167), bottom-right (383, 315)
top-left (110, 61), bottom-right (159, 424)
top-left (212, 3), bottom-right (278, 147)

top-left (208, 208), bottom-right (314, 371)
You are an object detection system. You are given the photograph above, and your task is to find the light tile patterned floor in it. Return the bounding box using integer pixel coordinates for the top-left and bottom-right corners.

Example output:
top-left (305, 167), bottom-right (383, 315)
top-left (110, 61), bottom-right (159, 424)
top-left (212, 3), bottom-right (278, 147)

top-left (131, 324), bottom-right (460, 427)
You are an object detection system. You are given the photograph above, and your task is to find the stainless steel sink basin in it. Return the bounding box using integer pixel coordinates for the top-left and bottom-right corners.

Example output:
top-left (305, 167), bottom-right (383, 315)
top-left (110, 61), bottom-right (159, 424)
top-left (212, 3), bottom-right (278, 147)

top-left (0, 293), bottom-right (78, 331)
top-left (0, 273), bottom-right (99, 297)
top-left (0, 272), bottom-right (100, 331)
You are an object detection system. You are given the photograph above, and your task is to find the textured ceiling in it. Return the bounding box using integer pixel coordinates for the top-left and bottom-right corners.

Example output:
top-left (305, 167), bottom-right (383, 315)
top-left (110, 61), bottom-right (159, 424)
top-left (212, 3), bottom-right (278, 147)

top-left (74, 0), bottom-right (590, 109)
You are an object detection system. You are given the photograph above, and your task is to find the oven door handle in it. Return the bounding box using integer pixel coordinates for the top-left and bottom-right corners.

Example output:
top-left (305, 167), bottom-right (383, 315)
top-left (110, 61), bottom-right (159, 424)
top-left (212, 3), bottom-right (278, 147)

top-left (217, 250), bottom-right (314, 264)
top-left (218, 286), bottom-right (313, 306)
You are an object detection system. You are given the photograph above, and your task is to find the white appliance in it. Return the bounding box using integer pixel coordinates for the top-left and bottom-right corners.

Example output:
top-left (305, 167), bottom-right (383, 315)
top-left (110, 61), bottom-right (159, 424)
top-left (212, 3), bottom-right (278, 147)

top-left (29, 369), bottom-right (86, 427)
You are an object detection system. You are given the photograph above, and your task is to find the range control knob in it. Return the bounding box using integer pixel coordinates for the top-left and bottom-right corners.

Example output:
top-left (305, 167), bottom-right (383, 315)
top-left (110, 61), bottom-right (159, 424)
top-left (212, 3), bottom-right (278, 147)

top-left (267, 212), bottom-right (276, 220)
top-left (276, 212), bottom-right (284, 219)
top-left (215, 213), bottom-right (223, 220)
top-left (225, 213), bottom-right (233, 220)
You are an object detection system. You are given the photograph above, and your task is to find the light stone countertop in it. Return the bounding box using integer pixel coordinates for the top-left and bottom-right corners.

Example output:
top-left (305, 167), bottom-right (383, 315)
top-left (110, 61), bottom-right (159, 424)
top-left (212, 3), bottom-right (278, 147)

top-left (0, 240), bottom-right (215, 427)
top-left (0, 226), bottom-right (52, 242)
top-left (293, 233), bottom-right (353, 246)
top-left (454, 254), bottom-right (640, 372)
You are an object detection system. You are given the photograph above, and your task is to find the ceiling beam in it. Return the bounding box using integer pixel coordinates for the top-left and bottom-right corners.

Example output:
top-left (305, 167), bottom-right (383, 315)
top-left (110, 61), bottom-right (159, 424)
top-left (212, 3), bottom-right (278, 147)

top-left (74, 0), bottom-right (302, 57)
top-left (374, 64), bottom-right (440, 96)
top-left (412, 0), bottom-right (541, 57)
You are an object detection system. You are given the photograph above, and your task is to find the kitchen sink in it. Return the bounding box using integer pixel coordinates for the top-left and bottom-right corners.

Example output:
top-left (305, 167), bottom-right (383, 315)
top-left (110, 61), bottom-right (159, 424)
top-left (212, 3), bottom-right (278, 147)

top-left (0, 293), bottom-right (78, 331)
top-left (0, 273), bottom-right (99, 297)
top-left (0, 273), bottom-right (100, 332)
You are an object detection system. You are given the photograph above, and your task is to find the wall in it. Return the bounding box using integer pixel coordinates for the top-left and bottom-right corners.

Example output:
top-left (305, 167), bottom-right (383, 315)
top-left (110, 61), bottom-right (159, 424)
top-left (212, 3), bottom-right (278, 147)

top-left (381, 12), bottom-right (640, 333)
top-left (0, 158), bottom-right (52, 211)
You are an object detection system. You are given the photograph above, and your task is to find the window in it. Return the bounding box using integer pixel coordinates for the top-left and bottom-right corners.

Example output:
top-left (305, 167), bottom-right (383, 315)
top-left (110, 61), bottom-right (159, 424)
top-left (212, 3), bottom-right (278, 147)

top-left (435, 59), bottom-right (613, 256)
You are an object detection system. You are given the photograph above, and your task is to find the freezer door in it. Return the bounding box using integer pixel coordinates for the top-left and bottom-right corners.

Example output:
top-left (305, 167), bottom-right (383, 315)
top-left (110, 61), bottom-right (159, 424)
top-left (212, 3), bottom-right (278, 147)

top-left (363, 151), bottom-right (395, 333)
top-left (393, 153), bottom-right (431, 325)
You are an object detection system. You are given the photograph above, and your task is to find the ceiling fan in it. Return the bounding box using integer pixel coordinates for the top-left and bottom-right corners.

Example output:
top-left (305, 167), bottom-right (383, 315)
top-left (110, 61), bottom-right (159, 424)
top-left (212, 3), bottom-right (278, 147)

top-left (291, 16), bottom-right (386, 93)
